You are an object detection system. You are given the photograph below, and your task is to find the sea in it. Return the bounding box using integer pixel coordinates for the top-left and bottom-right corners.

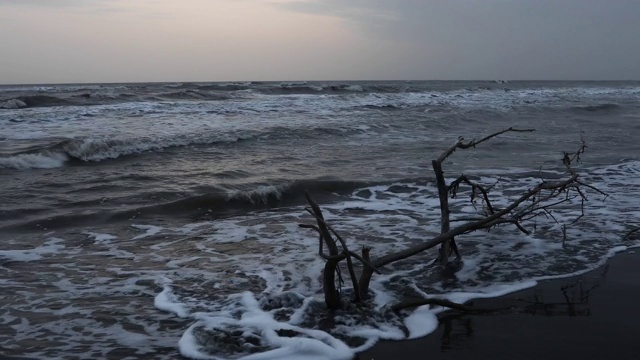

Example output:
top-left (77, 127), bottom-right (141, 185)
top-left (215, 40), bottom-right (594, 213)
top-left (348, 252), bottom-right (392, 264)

top-left (1, 80), bottom-right (639, 359)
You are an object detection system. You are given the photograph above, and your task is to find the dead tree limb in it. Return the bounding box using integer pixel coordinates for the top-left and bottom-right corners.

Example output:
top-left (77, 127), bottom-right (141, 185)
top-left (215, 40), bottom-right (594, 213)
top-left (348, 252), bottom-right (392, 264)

top-left (300, 129), bottom-right (606, 306)
top-left (304, 193), bottom-right (339, 256)
top-left (304, 208), bottom-right (360, 303)
top-left (371, 174), bottom-right (580, 269)
top-left (302, 193), bottom-right (343, 309)
top-left (301, 192), bottom-right (385, 307)
top-left (436, 127), bottom-right (536, 164)
top-left (448, 174), bottom-right (496, 214)
top-left (432, 159), bottom-right (455, 264)
top-left (432, 127), bottom-right (535, 266)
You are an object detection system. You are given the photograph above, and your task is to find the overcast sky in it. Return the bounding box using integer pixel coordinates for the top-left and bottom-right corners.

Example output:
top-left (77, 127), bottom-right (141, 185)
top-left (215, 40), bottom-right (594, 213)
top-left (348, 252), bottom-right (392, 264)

top-left (1, 0), bottom-right (638, 84)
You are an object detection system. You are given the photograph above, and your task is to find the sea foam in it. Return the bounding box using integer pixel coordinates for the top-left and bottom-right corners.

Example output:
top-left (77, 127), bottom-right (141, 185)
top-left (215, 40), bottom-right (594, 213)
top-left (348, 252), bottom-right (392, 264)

top-left (147, 165), bottom-right (637, 359)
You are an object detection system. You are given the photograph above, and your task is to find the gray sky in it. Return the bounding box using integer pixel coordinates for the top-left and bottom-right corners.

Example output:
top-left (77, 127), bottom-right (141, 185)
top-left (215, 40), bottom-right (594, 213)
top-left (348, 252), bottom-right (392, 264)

top-left (1, 0), bottom-right (638, 84)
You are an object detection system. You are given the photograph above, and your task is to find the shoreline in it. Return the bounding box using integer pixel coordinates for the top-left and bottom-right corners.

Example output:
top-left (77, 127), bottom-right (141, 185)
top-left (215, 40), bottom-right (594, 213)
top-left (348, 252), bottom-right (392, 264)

top-left (357, 249), bottom-right (640, 360)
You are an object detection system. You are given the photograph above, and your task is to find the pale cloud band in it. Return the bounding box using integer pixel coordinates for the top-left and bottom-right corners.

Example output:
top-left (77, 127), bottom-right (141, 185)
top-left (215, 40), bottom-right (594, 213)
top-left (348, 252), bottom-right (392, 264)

top-left (0, 0), bottom-right (638, 83)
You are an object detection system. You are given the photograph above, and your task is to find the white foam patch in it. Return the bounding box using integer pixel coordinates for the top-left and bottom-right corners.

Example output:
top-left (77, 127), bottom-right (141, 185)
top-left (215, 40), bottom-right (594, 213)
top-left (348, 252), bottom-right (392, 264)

top-left (110, 324), bottom-right (153, 350)
top-left (178, 292), bottom-right (354, 360)
top-left (530, 245), bottom-right (630, 282)
top-left (0, 237), bottom-right (65, 262)
top-left (85, 231), bottom-right (117, 242)
top-left (0, 152), bottom-right (68, 169)
top-left (154, 285), bottom-right (190, 318)
top-left (131, 224), bottom-right (164, 239)
top-left (205, 222), bottom-right (253, 243)
top-left (444, 281), bottom-right (539, 305)
top-left (178, 323), bottom-right (217, 360)
top-left (404, 306), bottom-right (439, 339)
top-left (175, 222), bottom-right (211, 234)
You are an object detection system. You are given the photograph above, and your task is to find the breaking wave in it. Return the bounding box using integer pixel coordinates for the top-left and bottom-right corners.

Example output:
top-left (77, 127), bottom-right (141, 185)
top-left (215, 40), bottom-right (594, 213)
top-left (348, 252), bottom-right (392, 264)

top-left (0, 135), bottom-right (237, 169)
top-left (0, 122), bottom-right (382, 170)
top-left (1, 178), bottom-right (394, 231)
top-left (0, 135), bottom-right (246, 169)
top-left (0, 152), bottom-right (68, 169)
top-left (4, 95), bottom-right (71, 108)
top-left (142, 178), bottom-right (384, 215)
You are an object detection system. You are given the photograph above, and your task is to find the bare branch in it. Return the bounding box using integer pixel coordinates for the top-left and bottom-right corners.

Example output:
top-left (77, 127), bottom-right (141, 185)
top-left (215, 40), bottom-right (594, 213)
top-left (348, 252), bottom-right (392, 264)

top-left (300, 224), bottom-right (341, 261)
top-left (576, 180), bottom-right (609, 199)
top-left (448, 174), bottom-right (495, 214)
top-left (515, 197), bottom-right (572, 220)
top-left (346, 250), bottom-right (382, 274)
top-left (432, 127), bottom-right (533, 265)
top-left (477, 218), bottom-right (531, 235)
top-left (561, 134), bottom-right (588, 177)
top-left (437, 127), bottom-right (535, 163)
top-left (304, 193), bottom-right (339, 256)
top-left (304, 204), bottom-right (362, 302)
top-left (372, 174), bottom-right (579, 268)
top-left (297, 131), bottom-right (606, 308)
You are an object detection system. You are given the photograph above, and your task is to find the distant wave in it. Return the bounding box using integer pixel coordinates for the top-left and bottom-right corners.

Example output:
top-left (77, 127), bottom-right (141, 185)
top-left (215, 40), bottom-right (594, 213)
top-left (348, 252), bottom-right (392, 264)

top-left (571, 103), bottom-right (621, 112)
top-left (265, 82), bottom-right (367, 94)
top-left (0, 83), bottom-right (384, 110)
top-left (0, 123), bottom-right (375, 170)
top-left (3, 82), bottom-right (636, 112)
top-left (0, 135), bottom-right (248, 169)
top-left (195, 83), bottom-right (253, 92)
top-left (156, 90), bottom-right (234, 101)
top-left (0, 93), bottom-right (136, 109)
top-left (0, 95), bottom-right (71, 108)
top-left (0, 90), bottom-right (235, 110)
top-left (358, 104), bottom-right (402, 110)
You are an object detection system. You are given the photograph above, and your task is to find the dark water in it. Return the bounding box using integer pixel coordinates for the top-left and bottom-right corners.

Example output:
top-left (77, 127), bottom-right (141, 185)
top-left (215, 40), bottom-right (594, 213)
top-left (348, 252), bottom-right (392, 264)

top-left (1, 81), bottom-right (639, 359)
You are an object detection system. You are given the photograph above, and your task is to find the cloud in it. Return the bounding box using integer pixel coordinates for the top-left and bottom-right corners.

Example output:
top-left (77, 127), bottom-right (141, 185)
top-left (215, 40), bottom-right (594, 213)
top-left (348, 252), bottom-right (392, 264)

top-left (0, 0), bottom-right (95, 6)
top-left (277, 0), bottom-right (397, 21)
top-left (0, 0), bottom-right (167, 17)
top-left (274, 0), bottom-right (640, 79)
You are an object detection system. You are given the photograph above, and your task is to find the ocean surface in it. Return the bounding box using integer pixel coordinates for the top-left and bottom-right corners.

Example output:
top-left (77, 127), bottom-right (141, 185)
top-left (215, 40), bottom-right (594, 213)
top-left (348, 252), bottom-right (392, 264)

top-left (1, 80), bottom-right (639, 359)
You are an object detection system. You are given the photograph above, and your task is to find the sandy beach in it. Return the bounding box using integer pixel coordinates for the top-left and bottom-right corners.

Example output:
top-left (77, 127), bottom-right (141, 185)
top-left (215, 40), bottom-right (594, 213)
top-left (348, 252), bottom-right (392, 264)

top-left (358, 249), bottom-right (640, 359)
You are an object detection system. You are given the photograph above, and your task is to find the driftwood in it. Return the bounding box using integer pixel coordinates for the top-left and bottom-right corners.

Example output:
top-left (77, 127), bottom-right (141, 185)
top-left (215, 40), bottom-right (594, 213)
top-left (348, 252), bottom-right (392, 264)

top-left (300, 127), bottom-right (608, 309)
top-left (300, 193), bottom-right (381, 309)
top-left (431, 127), bottom-right (535, 265)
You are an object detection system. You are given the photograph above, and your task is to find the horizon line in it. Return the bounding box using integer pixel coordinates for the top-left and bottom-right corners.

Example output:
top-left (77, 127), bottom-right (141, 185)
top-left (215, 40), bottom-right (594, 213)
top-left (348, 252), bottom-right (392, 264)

top-left (1, 79), bottom-right (639, 87)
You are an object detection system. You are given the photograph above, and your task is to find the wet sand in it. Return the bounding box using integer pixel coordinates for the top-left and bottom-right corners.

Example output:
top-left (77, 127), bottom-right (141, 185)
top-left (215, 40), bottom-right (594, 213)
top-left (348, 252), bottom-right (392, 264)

top-left (357, 249), bottom-right (640, 360)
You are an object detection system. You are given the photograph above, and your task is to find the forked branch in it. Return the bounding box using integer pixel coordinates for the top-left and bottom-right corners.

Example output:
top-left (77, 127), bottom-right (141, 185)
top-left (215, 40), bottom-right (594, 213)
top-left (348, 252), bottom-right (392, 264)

top-left (299, 129), bottom-right (608, 309)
